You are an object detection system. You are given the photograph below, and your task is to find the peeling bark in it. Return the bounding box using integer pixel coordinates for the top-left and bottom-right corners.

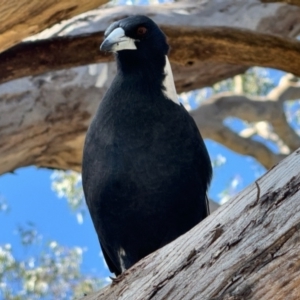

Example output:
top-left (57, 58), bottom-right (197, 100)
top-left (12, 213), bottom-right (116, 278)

top-left (82, 148), bottom-right (300, 300)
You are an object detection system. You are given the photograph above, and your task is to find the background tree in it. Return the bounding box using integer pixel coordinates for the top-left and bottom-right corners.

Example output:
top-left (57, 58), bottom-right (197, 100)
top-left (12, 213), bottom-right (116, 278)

top-left (0, 0), bottom-right (300, 299)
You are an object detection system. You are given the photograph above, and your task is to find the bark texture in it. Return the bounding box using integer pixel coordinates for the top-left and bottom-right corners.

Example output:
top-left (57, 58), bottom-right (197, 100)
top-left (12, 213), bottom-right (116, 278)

top-left (0, 0), bottom-right (108, 53)
top-left (191, 74), bottom-right (300, 169)
top-left (1, 67), bottom-right (299, 175)
top-left (1, 1), bottom-right (300, 89)
top-left (2, 27), bottom-right (300, 87)
top-left (262, 0), bottom-right (300, 6)
top-left (82, 147), bottom-right (300, 300)
top-left (1, 0), bottom-right (300, 174)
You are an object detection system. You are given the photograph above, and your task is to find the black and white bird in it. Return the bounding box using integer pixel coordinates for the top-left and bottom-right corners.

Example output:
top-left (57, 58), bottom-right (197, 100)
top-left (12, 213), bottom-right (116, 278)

top-left (82, 15), bottom-right (212, 276)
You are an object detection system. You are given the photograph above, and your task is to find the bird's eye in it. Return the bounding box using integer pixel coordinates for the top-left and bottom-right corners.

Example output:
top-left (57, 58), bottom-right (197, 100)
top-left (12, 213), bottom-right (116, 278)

top-left (136, 26), bottom-right (147, 36)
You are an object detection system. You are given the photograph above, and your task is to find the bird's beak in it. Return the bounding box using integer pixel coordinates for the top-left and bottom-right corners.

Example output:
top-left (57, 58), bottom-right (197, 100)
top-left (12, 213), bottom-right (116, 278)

top-left (100, 27), bottom-right (137, 53)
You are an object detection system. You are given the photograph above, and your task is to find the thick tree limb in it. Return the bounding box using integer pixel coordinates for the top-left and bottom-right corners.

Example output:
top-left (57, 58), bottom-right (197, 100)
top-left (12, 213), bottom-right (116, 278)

top-left (82, 147), bottom-right (300, 300)
top-left (164, 27), bottom-right (300, 73)
top-left (208, 199), bottom-right (220, 213)
top-left (1, 1), bottom-right (300, 91)
top-left (270, 103), bottom-right (300, 152)
top-left (261, 0), bottom-right (300, 6)
top-left (192, 117), bottom-right (286, 169)
top-left (1, 27), bottom-right (300, 87)
top-left (0, 0), bottom-right (108, 53)
top-left (0, 65), bottom-right (112, 174)
top-left (1, 66), bottom-right (299, 174)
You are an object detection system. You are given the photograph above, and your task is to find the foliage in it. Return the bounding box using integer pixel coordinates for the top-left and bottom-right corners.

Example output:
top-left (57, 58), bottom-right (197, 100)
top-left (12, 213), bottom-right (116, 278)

top-left (0, 223), bottom-right (103, 300)
top-left (51, 171), bottom-right (85, 224)
top-left (212, 67), bottom-right (276, 95)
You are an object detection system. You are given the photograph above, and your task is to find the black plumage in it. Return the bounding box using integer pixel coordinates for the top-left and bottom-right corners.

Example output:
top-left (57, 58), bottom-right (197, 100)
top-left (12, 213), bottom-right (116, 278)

top-left (82, 15), bottom-right (212, 276)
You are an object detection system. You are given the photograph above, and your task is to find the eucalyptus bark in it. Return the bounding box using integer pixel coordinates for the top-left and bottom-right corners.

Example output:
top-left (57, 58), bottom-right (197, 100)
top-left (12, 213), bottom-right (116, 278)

top-left (0, 0), bottom-right (108, 53)
top-left (82, 148), bottom-right (300, 300)
top-left (2, 27), bottom-right (300, 87)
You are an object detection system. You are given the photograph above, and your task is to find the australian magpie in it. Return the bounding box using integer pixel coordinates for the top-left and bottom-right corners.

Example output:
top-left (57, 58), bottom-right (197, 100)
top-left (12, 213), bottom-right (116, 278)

top-left (82, 15), bottom-right (212, 276)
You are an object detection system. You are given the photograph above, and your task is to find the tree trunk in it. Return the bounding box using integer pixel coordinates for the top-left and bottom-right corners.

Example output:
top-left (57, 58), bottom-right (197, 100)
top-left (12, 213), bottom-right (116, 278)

top-left (83, 147), bottom-right (300, 300)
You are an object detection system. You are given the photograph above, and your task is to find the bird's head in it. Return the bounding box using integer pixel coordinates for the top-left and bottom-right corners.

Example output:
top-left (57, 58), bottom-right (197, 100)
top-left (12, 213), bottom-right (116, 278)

top-left (100, 16), bottom-right (169, 71)
top-left (100, 16), bottom-right (178, 103)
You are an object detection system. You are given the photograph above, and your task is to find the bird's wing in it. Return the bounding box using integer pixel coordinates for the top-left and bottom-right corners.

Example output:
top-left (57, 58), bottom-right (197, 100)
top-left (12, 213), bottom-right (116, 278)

top-left (100, 242), bottom-right (121, 276)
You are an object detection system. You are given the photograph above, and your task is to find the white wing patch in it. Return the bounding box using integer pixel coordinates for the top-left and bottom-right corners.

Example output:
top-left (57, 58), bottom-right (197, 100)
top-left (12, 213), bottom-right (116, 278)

top-left (118, 247), bottom-right (126, 272)
top-left (162, 56), bottom-right (180, 105)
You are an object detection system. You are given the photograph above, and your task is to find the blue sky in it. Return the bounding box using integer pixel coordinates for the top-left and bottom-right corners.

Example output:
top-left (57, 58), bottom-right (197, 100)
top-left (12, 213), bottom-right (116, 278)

top-left (0, 167), bottom-right (108, 278)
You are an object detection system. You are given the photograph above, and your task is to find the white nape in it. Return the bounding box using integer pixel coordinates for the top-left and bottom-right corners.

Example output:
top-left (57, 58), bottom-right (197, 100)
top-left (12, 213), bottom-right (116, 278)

top-left (104, 27), bottom-right (137, 52)
top-left (162, 56), bottom-right (180, 105)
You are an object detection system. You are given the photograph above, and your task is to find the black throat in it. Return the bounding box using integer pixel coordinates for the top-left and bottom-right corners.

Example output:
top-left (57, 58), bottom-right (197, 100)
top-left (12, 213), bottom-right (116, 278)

top-left (116, 50), bottom-right (166, 91)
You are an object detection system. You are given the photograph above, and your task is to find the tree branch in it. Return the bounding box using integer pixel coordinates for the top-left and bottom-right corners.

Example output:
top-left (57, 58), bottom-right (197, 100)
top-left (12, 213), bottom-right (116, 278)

top-left (190, 74), bottom-right (300, 159)
top-left (191, 114), bottom-right (286, 169)
top-left (212, 94), bottom-right (300, 149)
top-left (0, 0), bottom-right (108, 53)
top-left (1, 27), bottom-right (300, 87)
top-left (82, 148), bottom-right (300, 300)
top-left (240, 122), bottom-right (291, 154)
top-left (270, 103), bottom-right (300, 152)
top-left (1, 1), bottom-right (300, 90)
top-left (164, 26), bottom-right (300, 73)
top-left (261, 0), bottom-right (300, 6)
top-left (267, 73), bottom-right (300, 102)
